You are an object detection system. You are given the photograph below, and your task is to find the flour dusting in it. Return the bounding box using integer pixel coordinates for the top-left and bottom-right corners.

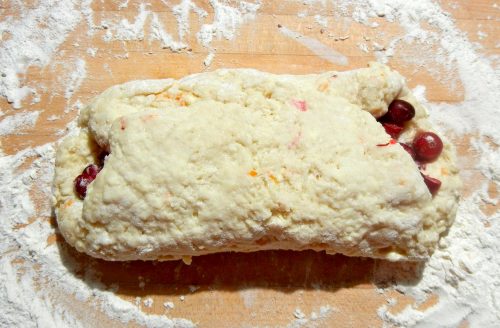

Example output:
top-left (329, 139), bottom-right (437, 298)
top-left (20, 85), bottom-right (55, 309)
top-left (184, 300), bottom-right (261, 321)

top-left (0, 1), bottom-right (82, 108)
top-left (0, 111), bottom-right (40, 136)
top-left (287, 305), bottom-right (335, 328)
top-left (64, 59), bottom-right (87, 101)
top-left (240, 289), bottom-right (258, 308)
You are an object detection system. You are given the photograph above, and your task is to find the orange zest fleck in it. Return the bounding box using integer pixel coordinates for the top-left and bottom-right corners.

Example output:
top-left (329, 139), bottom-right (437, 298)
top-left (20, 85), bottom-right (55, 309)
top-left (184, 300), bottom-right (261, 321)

top-left (155, 92), bottom-right (171, 100)
top-left (269, 174), bottom-right (279, 184)
top-left (318, 81), bottom-right (329, 92)
top-left (248, 169), bottom-right (258, 177)
top-left (64, 199), bottom-right (74, 208)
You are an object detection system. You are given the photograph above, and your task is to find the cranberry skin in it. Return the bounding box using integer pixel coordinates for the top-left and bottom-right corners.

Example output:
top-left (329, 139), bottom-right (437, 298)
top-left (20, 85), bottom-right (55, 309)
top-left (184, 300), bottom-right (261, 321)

top-left (82, 164), bottom-right (101, 179)
top-left (386, 99), bottom-right (415, 124)
top-left (74, 164), bottom-right (102, 199)
top-left (383, 123), bottom-right (404, 139)
top-left (421, 173), bottom-right (441, 196)
top-left (399, 143), bottom-right (416, 160)
top-left (413, 132), bottom-right (443, 162)
top-left (74, 174), bottom-right (93, 199)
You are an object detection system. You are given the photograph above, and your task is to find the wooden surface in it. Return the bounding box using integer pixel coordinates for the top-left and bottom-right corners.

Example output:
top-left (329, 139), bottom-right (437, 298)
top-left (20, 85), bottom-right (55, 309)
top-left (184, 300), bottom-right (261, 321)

top-left (2, 1), bottom-right (499, 327)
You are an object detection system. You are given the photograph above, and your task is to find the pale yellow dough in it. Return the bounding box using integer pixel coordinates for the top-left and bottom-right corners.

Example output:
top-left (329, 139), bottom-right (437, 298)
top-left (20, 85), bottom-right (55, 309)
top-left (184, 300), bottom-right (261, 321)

top-left (53, 63), bottom-right (461, 262)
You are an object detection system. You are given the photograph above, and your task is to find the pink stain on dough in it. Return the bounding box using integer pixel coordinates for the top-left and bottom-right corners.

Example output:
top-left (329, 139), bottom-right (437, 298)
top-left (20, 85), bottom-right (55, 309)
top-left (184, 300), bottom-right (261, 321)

top-left (292, 99), bottom-right (307, 112)
top-left (288, 131), bottom-right (302, 149)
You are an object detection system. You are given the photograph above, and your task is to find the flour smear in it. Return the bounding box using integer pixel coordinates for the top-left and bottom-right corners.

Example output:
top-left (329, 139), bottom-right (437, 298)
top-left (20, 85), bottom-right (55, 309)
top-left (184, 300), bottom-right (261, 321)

top-left (1, 0), bottom-right (499, 327)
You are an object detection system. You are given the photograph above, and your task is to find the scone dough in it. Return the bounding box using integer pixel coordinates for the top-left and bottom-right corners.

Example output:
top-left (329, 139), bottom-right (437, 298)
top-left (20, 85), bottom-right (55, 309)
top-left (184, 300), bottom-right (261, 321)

top-left (53, 63), bottom-right (461, 262)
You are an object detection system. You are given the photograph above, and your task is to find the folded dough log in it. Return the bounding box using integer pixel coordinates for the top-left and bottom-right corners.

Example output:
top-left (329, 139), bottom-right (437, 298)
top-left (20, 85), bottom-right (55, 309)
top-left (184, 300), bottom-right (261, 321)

top-left (53, 63), bottom-right (461, 262)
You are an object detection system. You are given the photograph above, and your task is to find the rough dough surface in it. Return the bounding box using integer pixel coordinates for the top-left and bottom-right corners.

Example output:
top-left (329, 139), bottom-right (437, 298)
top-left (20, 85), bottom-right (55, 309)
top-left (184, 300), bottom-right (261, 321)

top-left (53, 63), bottom-right (461, 262)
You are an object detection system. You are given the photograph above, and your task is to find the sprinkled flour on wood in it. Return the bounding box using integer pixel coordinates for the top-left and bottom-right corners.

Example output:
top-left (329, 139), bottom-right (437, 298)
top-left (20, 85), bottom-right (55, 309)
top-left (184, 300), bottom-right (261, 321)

top-left (0, 111), bottom-right (40, 136)
top-left (0, 0), bottom-right (498, 327)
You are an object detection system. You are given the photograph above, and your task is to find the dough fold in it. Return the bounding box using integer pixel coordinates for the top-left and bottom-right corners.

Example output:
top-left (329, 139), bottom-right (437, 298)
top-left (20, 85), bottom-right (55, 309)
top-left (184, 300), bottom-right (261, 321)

top-left (53, 63), bottom-right (461, 261)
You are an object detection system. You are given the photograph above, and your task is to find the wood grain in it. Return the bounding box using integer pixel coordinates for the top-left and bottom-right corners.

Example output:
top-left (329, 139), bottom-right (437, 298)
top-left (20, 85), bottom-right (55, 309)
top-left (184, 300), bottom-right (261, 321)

top-left (2, 0), bottom-right (498, 326)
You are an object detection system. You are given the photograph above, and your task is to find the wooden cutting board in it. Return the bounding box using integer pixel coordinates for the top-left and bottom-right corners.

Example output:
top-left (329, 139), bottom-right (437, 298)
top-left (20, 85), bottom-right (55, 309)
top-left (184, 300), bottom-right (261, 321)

top-left (2, 1), bottom-right (498, 326)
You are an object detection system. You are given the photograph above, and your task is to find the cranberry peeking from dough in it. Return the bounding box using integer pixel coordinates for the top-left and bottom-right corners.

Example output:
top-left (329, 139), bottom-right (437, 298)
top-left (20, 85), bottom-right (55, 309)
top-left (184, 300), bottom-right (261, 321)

top-left (82, 163), bottom-right (100, 177)
top-left (376, 99), bottom-right (444, 196)
top-left (421, 173), bottom-right (442, 196)
top-left (382, 123), bottom-right (404, 139)
top-left (384, 99), bottom-right (415, 124)
top-left (377, 99), bottom-right (414, 139)
top-left (74, 164), bottom-right (102, 199)
top-left (400, 139), bottom-right (443, 197)
top-left (413, 132), bottom-right (443, 162)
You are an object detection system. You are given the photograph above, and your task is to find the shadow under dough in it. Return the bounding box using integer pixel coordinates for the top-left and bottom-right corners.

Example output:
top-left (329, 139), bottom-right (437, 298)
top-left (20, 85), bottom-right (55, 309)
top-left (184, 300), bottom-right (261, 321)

top-left (53, 214), bottom-right (425, 298)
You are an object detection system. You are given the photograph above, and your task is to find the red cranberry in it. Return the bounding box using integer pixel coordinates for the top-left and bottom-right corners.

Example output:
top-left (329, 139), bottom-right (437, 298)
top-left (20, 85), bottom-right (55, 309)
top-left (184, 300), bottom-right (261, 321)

top-left (82, 164), bottom-right (101, 179)
top-left (74, 164), bottom-right (102, 199)
top-left (399, 143), bottom-right (416, 160)
top-left (386, 99), bottom-right (415, 124)
top-left (413, 132), bottom-right (443, 162)
top-left (421, 173), bottom-right (441, 196)
top-left (383, 123), bottom-right (404, 139)
top-left (74, 175), bottom-right (92, 199)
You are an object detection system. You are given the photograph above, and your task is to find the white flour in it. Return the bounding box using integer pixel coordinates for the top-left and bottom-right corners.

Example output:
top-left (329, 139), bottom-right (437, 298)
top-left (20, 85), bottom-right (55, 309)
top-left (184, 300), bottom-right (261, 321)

top-left (64, 59), bottom-right (87, 101)
top-left (0, 0), bottom-right (499, 327)
top-left (102, 0), bottom-right (260, 63)
top-left (0, 111), bottom-right (39, 136)
top-left (0, 1), bottom-right (82, 108)
top-left (288, 305), bottom-right (335, 328)
top-left (1, 0), bottom-right (259, 110)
